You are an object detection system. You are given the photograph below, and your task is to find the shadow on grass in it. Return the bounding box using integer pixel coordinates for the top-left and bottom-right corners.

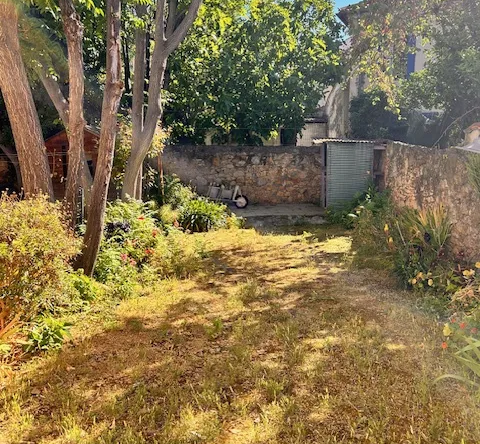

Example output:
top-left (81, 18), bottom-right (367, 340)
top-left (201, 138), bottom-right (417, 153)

top-left (2, 226), bottom-right (478, 444)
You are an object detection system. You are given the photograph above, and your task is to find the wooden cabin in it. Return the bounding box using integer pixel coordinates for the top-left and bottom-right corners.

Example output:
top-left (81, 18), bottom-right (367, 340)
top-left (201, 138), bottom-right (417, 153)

top-left (45, 126), bottom-right (100, 199)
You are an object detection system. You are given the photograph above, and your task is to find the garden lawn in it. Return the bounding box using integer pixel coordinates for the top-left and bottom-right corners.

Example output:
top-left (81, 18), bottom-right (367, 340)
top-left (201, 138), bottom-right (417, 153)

top-left (2, 227), bottom-right (480, 443)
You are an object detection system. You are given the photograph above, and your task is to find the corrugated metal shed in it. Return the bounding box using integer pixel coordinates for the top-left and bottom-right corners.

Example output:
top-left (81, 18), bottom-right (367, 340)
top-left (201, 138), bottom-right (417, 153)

top-left (325, 141), bottom-right (374, 207)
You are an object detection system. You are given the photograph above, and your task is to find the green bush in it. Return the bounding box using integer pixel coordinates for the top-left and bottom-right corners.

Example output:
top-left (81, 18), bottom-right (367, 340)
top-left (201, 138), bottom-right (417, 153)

top-left (66, 270), bottom-right (98, 302)
top-left (327, 184), bottom-right (391, 229)
top-left (157, 204), bottom-right (180, 227)
top-left (148, 173), bottom-right (196, 209)
top-left (151, 228), bottom-right (207, 277)
top-left (0, 194), bottom-right (80, 332)
top-left (96, 199), bottom-right (159, 281)
top-left (178, 198), bottom-right (228, 232)
top-left (392, 206), bottom-right (453, 290)
top-left (24, 317), bottom-right (72, 353)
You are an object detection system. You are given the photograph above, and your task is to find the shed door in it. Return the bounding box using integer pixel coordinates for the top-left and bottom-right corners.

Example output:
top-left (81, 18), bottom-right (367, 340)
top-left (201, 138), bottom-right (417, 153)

top-left (326, 142), bottom-right (374, 207)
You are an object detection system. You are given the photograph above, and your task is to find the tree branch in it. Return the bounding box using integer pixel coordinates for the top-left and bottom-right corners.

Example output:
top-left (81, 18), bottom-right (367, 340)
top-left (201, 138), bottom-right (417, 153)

top-left (163, 0), bottom-right (201, 57)
top-left (166, 0), bottom-right (178, 38)
top-left (132, 4), bottom-right (147, 135)
top-left (36, 64), bottom-right (70, 126)
top-left (431, 107), bottom-right (480, 148)
top-left (158, 0), bottom-right (166, 44)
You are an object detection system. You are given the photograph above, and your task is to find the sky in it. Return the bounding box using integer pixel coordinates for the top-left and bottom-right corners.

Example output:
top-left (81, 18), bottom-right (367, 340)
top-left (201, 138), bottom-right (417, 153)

top-left (335, 0), bottom-right (352, 10)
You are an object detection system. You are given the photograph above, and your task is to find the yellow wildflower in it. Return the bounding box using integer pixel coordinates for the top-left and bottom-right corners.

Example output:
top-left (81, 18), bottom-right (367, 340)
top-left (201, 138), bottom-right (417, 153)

top-left (417, 272), bottom-right (424, 279)
top-left (443, 323), bottom-right (452, 337)
top-left (388, 237), bottom-right (394, 244)
top-left (428, 279), bottom-right (434, 286)
top-left (384, 224), bottom-right (389, 232)
top-left (463, 269), bottom-right (475, 278)
top-left (411, 278), bottom-right (417, 285)
top-left (476, 262), bottom-right (480, 269)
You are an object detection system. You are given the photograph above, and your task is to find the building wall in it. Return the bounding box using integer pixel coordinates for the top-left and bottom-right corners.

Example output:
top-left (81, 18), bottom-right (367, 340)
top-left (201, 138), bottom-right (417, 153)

top-left (296, 122), bottom-right (328, 146)
top-left (385, 142), bottom-right (480, 260)
top-left (161, 145), bottom-right (324, 205)
top-left (45, 130), bottom-right (99, 182)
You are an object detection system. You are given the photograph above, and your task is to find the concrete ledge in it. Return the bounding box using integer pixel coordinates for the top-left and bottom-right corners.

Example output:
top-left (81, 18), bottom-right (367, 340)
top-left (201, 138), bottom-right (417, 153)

top-left (232, 204), bottom-right (326, 228)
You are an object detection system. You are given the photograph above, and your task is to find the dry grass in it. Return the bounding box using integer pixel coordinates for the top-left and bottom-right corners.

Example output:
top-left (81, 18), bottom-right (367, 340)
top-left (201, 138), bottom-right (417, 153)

top-left (1, 226), bottom-right (480, 443)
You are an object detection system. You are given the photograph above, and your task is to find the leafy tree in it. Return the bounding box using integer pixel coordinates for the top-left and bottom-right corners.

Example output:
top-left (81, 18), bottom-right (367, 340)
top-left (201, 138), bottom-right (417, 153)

top-left (345, 0), bottom-right (480, 145)
top-left (165, 0), bottom-right (342, 145)
top-left (349, 91), bottom-right (408, 141)
top-left (401, 0), bottom-right (480, 145)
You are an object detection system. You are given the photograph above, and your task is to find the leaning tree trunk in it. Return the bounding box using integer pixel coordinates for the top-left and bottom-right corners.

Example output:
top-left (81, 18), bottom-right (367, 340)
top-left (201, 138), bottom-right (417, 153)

top-left (37, 63), bottom-right (93, 208)
top-left (121, 0), bottom-right (202, 200)
top-left (60, 0), bottom-right (86, 223)
top-left (0, 1), bottom-right (53, 199)
top-left (121, 3), bottom-right (148, 200)
top-left (79, 0), bottom-right (123, 276)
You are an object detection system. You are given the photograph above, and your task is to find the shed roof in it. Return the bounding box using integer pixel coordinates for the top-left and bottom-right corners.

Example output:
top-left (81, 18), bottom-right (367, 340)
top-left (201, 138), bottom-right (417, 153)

top-left (312, 138), bottom-right (379, 145)
top-left (44, 125), bottom-right (100, 143)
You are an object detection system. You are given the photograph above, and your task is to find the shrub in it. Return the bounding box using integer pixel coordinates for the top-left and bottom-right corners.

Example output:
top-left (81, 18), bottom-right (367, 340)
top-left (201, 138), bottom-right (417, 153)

top-left (157, 204), bottom-right (180, 227)
top-left (65, 270), bottom-right (98, 302)
top-left (0, 195), bottom-right (80, 333)
top-left (96, 199), bottom-right (159, 280)
top-left (148, 173), bottom-right (196, 208)
top-left (436, 319), bottom-right (480, 388)
top-left (178, 198), bottom-right (228, 232)
top-left (151, 228), bottom-right (206, 277)
top-left (326, 183), bottom-right (388, 229)
top-left (94, 242), bottom-right (139, 299)
top-left (24, 317), bottom-right (72, 353)
top-left (392, 206), bottom-right (453, 290)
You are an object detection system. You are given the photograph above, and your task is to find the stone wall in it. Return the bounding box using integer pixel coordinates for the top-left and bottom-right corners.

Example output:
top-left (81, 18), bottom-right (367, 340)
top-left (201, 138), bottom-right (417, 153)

top-left (161, 145), bottom-right (324, 205)
top-left (385, 142), bottom-right (480, 260)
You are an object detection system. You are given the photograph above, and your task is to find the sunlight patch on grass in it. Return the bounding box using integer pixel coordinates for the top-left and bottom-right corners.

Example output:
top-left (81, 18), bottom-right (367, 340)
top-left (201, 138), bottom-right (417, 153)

top-left (2, 227), bottom-right (480, 443)
top-left (317, 236), bottom-right (352, 254)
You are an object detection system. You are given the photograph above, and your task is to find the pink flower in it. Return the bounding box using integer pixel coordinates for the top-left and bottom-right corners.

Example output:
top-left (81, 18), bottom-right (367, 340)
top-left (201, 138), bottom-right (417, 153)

top-left (460, 322), bottom-right (466, 329)
top-left (130, 259), bottom-right (137, 266)
top-left (120, 253), bottom-right (128, 262)
top-left (442, 342), bottom-right (448, 350)
top-left (152, 230), bottom-right (158, 238)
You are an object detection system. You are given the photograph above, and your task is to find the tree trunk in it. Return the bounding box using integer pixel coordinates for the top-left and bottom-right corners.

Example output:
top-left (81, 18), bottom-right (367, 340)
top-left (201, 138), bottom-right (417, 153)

top-left (37, 63), bottom-right (93, 208)
top-left (122, 4), bottom-right (148, 200)
top-left (135, 163), bottom-right (142, 200)
top-left (122, 39), bottom-right (131, 96)
top-left (79, 0), bottom-right (123, 276)
top-left (60, 0), bottom-right (86, 223)
top-left (121, 0), bottom-right (202, 200)
top-left (0, 2), bottom-right (53, 199)
top-left (122, 56), bottom-right (167, 199)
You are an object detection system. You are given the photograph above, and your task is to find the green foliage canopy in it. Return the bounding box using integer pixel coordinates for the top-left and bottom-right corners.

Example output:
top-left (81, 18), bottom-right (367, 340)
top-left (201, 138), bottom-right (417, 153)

top-left (346, 0), bottom-right (480, 145)
top-left (165, 0), bottom-right (343, 145)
